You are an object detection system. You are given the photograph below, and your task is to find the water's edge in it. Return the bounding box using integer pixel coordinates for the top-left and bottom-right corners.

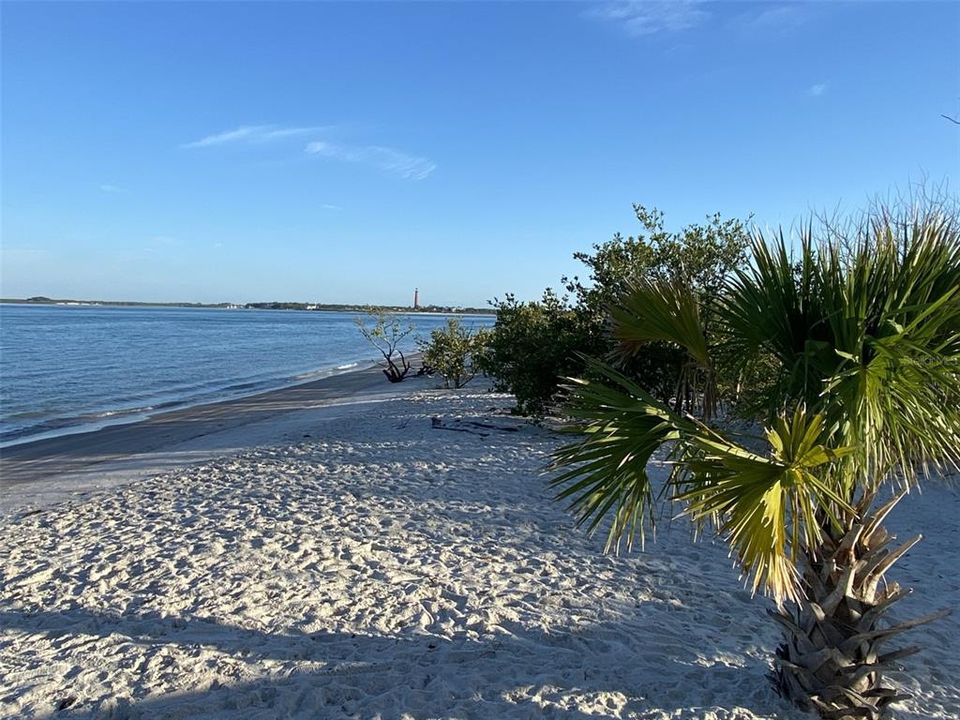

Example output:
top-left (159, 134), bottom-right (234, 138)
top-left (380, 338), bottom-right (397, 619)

top-left (0, 357), bottom-right (383, 450)
top-left (1, 305), bottom-right (491, 449)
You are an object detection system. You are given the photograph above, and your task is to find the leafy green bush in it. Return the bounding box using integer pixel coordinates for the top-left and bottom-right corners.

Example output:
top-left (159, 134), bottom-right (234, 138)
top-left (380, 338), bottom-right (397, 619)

top-left (476, 290), bottom-right (597, 414)
top-left (419, 318), bottom-right (490, 389)
top-left (480, 205), bottom-right (750, 415)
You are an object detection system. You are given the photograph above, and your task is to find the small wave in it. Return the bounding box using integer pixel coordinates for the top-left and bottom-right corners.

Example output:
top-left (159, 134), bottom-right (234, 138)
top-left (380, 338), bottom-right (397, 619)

top-left (95, 409), bottom-right (123, 418)
top-left (0, 404), bottom-right (157, 445)
top-left (293, 360), bottom-right (369, 381)
top-left (76, 406), bottom-right (153, 423)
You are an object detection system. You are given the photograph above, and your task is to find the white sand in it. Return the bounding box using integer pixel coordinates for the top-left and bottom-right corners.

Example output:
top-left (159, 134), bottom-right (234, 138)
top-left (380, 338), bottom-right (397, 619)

top-left (1, 386), bottom-right (957, 719)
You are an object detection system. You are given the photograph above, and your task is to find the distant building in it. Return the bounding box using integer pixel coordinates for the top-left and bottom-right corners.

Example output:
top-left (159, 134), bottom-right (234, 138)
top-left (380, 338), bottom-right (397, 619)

top-left (413, 288), bottom-right (419, 309)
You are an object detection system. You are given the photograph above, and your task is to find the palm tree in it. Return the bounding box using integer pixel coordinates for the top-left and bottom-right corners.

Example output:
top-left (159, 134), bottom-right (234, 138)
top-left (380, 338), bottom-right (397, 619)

top-left (551, 208), bottom-right (960, 720)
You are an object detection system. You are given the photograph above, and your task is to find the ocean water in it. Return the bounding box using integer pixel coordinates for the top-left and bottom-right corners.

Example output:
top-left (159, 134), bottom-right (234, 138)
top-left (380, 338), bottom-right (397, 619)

top-left (0, 304), bottom-right (494, 446)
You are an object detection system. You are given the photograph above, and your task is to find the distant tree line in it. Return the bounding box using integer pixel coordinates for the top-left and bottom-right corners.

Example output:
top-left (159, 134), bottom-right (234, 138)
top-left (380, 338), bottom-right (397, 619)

top-left (2, 297), bottom-right (495, 315)
top-left (245, 302), bottom-right (495, 314)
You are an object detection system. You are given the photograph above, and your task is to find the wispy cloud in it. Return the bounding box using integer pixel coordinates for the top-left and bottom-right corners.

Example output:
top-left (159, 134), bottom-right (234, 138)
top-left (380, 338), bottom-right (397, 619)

top-left (184, 124), bottom-right (435, 181)
top-left (182, 125), bottom-right (327, 149)
top-left (99, 184), bottom-right (127, 193)
top-left (305, 141), bottom-right (436, 181)
top-left (733, 3), bottom-right (809, 32)
top-left (808, 82), bottom-right (828, 97)
top-left (320, 203), bottom-right (342, 211)
top-left (586, 1), bottom-right (709, 37)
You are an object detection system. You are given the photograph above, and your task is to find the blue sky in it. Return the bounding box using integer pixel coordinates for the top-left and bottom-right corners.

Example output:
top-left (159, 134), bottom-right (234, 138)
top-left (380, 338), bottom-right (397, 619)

top-left (2, 1), bottom-right (958, 306)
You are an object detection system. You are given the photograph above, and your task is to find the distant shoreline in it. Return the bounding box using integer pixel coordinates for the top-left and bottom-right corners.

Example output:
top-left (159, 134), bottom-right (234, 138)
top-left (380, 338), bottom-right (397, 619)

top-left (0, 298), bottom-right (496, 315)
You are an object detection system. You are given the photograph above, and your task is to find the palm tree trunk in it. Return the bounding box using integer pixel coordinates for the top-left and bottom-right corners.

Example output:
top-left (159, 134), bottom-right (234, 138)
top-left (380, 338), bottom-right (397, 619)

top-left (770, 492), bottom-right (949, 719)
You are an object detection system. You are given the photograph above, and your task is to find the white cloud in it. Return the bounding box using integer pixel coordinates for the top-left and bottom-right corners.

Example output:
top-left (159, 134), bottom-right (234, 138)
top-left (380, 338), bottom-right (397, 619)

top-left (305, 141), bottom-right (436, 181)
top-left (587, 1), bottom-right (709, 36)
top-left (733, 4), bottom-right (809, 32)
top-left (320, 203), bottom-right (342, 211)
top-left (99, 184), bottom-right (127, 193)
top-left (184, 125), bottom-right (435, 181)
top-left (182, 125), bottom-right (327, 149)
top-left (808, 82), bottom-right (828, 97)
top-left (182, 126), bottom-right (265, 148)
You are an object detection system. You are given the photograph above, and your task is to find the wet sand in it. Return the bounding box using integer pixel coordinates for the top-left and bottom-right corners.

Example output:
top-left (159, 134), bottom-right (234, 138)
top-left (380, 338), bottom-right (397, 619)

top-left (0, 362), bottom-right (422, 515)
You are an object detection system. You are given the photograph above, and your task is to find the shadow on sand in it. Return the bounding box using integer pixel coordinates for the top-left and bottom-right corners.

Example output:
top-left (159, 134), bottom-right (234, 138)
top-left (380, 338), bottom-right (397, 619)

top-left (0, 603), bottom-right (787, 720)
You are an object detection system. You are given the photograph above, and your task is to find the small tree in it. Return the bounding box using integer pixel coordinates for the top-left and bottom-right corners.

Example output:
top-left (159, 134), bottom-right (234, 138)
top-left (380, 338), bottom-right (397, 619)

top-left (355, 309), bottom-right (414, 383)
top-left (419, 318), bottom-right (490, 389)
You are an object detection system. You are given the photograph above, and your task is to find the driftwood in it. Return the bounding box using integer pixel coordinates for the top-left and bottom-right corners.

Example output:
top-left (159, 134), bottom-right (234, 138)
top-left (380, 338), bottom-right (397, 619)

top-left (461, 420), bottom-right (520, 432)
top-left (430, 417), bottom-right (524, 437)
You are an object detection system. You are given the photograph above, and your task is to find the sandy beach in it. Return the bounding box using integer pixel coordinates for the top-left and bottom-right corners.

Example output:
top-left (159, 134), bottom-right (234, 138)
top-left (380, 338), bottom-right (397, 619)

top-left (0, 362), bottom-right (403, 517)
top-left (1, 375), bottom-right (958, 719)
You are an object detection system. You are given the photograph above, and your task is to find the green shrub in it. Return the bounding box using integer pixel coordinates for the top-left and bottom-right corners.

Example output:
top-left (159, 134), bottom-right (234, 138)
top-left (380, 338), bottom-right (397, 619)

top-left (419, 318), bottom-right (490, 389)
top-left (476, 290), bottom-right (599, 415)
top-left (480, 205), bottom-right (750, 415)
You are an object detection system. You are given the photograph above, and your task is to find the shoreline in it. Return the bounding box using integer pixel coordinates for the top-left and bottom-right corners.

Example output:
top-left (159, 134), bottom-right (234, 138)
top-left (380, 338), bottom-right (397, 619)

top-left (0, 358), bottom-right (375, 451)
top-left (0, 358), bottom-right (427, 516)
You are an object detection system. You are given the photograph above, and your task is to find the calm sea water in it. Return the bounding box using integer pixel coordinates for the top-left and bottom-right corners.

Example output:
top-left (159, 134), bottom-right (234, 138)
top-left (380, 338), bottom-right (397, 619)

top-left (0, 304), bottom-right (493, 446)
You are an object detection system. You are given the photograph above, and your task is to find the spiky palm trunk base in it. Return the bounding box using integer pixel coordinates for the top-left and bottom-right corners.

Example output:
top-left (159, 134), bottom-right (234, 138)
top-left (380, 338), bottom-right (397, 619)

top-left (769, 493), bottom-right (949, 720)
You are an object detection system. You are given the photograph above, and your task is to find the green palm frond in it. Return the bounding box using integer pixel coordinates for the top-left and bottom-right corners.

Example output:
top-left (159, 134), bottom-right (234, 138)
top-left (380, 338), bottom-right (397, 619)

top-left (611, 279), bottom-right (710, 368)
top-left (550, 358), bottom-right (690, 553)
top-left (673, 409), bottom-right (854, 603)
top-left (719, 231), bottom-right (834, 412)
top-left (720, 219), bottom-right (960, 490)
top-left (610, 279), bottom-right (718, 418)
top-left (815, 217), bottom-right (960, 489)
top-left (553, 366), bottom-right (855, 602)
top-left (551, 209), bottom-right (960, 606)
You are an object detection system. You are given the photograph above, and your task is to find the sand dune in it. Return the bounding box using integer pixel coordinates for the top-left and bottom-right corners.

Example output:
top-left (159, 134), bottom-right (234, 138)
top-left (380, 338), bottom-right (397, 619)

top-left (1, 387), bottom-right (957, 719)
